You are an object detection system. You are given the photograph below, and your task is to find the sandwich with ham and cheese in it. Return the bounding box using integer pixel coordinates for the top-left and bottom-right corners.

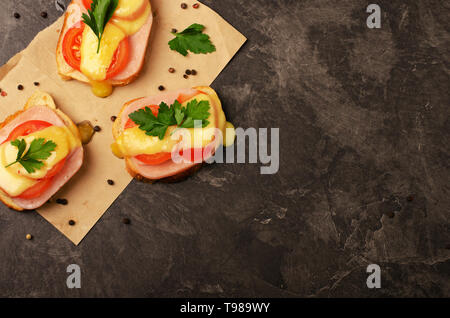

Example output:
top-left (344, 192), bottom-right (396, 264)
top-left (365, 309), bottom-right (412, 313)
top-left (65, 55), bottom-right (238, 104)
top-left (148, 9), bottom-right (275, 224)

top-left (56, 0), bottom-right (153, 97)
top-left (0, 91), bottom-right (83, 211)
top-left (111, 87), bottom-right (236, 182)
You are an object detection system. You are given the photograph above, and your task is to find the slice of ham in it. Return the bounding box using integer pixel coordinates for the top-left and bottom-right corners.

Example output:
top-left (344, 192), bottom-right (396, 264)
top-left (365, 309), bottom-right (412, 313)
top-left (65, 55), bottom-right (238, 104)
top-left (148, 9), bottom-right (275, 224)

top-left (0, 106), bottom-right (83, 210)
top-left (120, 89), bottom-right (219, 180)
top-left (61, 0), bottom-right (153, 83)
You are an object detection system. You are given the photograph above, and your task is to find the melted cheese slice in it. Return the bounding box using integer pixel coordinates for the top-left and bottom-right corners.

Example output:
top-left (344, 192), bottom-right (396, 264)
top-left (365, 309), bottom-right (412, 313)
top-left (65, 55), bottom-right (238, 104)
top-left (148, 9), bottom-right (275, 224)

top-left (80, 23), bottom-right (126, 81)
top-left (114, 0), bottom-right (146, 19)
top-left (111, 1), bottom-right (151, 36)
top-left (0, 126), bottom-right (80, 197)
top-left (114, 92), bottom-right (232, 157)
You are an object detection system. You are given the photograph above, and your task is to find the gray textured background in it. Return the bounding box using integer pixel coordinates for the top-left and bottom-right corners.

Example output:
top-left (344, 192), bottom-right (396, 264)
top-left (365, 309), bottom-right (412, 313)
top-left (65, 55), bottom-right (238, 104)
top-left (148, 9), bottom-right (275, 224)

top-left (0, 0), bottom-right (449, 297)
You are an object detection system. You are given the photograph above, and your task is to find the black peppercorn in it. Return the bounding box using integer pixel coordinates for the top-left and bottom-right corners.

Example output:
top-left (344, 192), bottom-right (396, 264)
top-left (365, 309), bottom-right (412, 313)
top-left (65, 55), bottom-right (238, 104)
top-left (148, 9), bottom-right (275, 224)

top-left (185, 69), bottom-right (192, 75)
top-left (41, 12), bottom-right (48, 18)
top-left (169, 67), bottom-right (175, 73)
top-left (183, 74), bottom-right (189, 79)
top-left (34, 82), bottom-right (40, 86)
top-left (68, 220), bottom-right (76, 226)
top-left (56, 198), bottom-right (68, 205)
top-left (17, 84), bottom-right (24, 90)
top-left (158, 85), bottom-right (165, 91)
top-left (94, 125), bottom-right (101, 132)
top-left (181, 3), bottom-right (188, 9)
top-left (171, 28), bottom-right (177, 33)
top-left (191, 69), bottom-right (197, 76)
top-left (14, 13), bottom-right (21, 19)
top-left (111, 116), bottom-right (117, 122)
top-left (107, 179), bottom-right (115, 186)
top-left (122, 218), bottom-right (131, 225)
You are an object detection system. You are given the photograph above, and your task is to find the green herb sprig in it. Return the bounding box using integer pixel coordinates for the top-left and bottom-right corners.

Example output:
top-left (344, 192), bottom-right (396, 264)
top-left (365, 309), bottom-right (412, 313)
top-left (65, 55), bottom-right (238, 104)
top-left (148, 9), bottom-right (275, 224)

top-left (129, 99), bottom-right (211, 140)
top-left (169, 24), bottom-right (216, 56)
top-left (82, 0), bottom-right (119, 53)
top-left (5, 138), bottom-right (57, 174)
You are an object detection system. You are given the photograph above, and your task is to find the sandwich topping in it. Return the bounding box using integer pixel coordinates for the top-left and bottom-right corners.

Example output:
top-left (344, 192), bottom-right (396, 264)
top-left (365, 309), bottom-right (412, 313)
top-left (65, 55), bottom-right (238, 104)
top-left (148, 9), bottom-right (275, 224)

top-left (0, 122), bottom-right (80, 199)
top-left (112, 88), bottom-right (236, 166)
top-left (62, 0), bottom-right (151, 97)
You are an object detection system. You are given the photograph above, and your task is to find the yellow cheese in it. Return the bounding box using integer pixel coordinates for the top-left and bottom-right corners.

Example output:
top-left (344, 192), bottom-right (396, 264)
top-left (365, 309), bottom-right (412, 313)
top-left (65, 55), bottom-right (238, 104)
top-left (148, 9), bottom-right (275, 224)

top-left (80, 23), bottom-right (126, 81)
top-left (114, 0), bottom-right (147, 19)
top-left (111, 1), bottom-right (151, 36)
top-left (0, 126), bottom-right (80, 197)
top-left (112, 91), bottom-right (235, 158)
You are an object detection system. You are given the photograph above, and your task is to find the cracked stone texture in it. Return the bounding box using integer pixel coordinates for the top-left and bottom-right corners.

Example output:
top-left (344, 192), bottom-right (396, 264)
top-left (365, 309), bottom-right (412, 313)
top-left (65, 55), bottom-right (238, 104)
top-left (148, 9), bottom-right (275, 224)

top-left (0, 0), bottom-right (449, 297)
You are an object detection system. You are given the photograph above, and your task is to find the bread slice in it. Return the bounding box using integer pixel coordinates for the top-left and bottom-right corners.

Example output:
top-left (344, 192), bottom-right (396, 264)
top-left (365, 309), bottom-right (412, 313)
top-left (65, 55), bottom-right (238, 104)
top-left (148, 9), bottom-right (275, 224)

top-left (113, 86), bottom-right (222, 183)
top-left (56, 0), bottom-right (153, 87)
top-left (0, 91), bottom-right (82, 211)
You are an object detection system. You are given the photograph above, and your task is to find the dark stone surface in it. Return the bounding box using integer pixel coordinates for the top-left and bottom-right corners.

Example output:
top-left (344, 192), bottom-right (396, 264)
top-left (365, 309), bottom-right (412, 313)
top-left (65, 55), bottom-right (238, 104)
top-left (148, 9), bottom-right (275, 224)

top-left (0, 0), bottom-right (449, 297)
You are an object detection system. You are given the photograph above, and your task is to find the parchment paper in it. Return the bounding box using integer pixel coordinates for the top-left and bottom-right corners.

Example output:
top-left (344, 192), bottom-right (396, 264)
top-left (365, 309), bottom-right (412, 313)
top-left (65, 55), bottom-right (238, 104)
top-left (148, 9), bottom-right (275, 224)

top-left (0, 0), bottom-right (246, 245)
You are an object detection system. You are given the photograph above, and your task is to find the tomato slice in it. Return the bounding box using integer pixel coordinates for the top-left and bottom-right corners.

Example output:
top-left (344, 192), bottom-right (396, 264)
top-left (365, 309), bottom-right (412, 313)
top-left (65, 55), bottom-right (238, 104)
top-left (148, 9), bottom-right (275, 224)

top-left (3, 120), bottom-right (52, 144)
top-left (135, 153), bottom-right (173, 166)
top-left (124, 104), bottom-right (159, 129)
top-left (62, 23), bottom-right (84, 71)
top-left (14, 178), bottom-right (54, 200)
top-left (106, 37), bottom-right (130, 79)
top-left (82, 0), bottom-right (93, 9)
top-left (62, 22), bottom-right (130, 79)
top-left (44, 158), bottom-right (67, 179)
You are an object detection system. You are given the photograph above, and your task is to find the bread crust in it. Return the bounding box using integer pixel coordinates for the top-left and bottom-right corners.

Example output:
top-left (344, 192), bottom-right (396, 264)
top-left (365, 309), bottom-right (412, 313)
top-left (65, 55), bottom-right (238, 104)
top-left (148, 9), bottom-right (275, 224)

top-left (56, 0), bottom-right (151, 87)
top-left (0, 91), bottom-right (81, 211)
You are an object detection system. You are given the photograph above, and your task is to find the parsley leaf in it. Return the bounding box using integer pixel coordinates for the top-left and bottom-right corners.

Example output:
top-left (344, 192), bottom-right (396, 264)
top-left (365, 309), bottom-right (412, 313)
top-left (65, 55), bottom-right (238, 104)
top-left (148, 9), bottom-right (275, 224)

top-left (82, 0), bottom-right (119, 53)
top-left (128, 99), bottom-right (211, 140)
top-left (169, 23), bottom-right (216, 56)
top-left (5, 138), bottom-right (57, 174)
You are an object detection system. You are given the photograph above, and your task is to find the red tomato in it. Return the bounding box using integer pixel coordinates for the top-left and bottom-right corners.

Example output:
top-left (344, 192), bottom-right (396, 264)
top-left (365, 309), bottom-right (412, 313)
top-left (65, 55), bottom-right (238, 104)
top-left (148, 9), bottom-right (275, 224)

top-left (3, 120), bottom-right (52, 144)
top-left (62, 23), bottom-right (130, 79)
top-left (82, 0), bottom-right (93, 9)
top-left (135, 153), bottom-right (173, 166)
top-left (14, 177), bottom-right (54, 200)
top-left (124, 105), bottom-right (159, 129)
top-left (177, 90), bottom-right (207, 104)
top-left (106, 37), bottom-right (130, 79)
top-left (62, 23), bottom-right (84, 71)
top-left (44, 158), bottom-right (67, 179)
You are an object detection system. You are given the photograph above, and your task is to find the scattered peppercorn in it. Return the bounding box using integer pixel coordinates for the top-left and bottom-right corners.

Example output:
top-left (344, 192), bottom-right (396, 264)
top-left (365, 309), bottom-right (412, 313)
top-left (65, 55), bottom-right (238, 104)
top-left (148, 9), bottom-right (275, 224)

top-left (56, 198), bottom-right (68, 205)
top-left (14, 12), bottom-right (21, 19)
top-left (107, 179), bottom-right (115, 186)
top-left (68, 220), bottom-right (76, 226)
top-left (185, 69), bottom-right (192, 75)
top-left (193, 3), bottom-right (200, 9)
top-left (191, 69), bottom-right (197, 75)
top-left (111, 116), bottom-right (117, 122)
top-left (183, 74), bottom-right (189, 79)
top-left (171, 28), bottom-right (177, 33)
top-left (93, 125), bottom-right (101, 132)
top-left (17, 84), bottom-right (24, 90)
top-left (122, 218), bottom-right (131, 225)
top-left (26, 234), bottom-right (32, 240)
top-left (407, 195), bottom-right (414, 202)
top-left (41, 12), bottom-right (48, 18)
top-left (181, 3), bottom-right (188, 9)
top-left (34, 82), bottom-right (40, 86)
top-left (169, 67), bottom-right (175, 73)
top-left (158, 85), bottom-right (165, 91)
